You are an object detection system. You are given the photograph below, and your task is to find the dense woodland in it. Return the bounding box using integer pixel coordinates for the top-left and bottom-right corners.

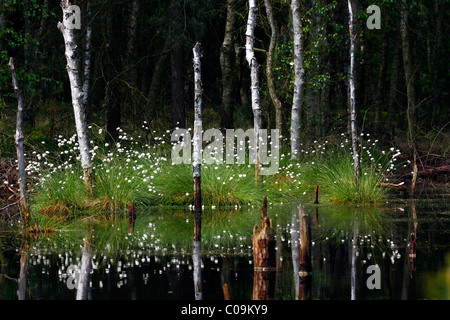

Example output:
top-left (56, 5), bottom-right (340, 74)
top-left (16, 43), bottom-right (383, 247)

top-left (0, 0), bottom-right (449, 201)
top-left (1, 0), bottom-right (449, 151)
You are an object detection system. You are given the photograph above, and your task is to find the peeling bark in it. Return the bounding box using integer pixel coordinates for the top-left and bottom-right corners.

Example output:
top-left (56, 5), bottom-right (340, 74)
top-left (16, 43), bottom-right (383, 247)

top-left (8, 57), bottom-right (29, 224)
top-left (58, 0), bottom-right (93, 191)
top-left (348, 0), bottom-right (360, 188)
top-left (82, 1), bottom-right (93, 112)
top-left (193, 42), bottom-right (202, 242)
top-left (290, 0), bottom-right (304, 160)
top-left (245, 0), bottom-right (262, 178)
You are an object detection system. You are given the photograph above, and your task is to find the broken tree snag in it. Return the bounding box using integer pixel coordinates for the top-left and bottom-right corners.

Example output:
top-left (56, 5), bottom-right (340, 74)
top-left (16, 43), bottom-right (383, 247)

top-left (253, 197), bottom-right (275, 271)
top-left (252, 197), bottom-right (276, 300)
top-left (298, 205), bottom-right (312, 277)
top-left (193, 42), bottom-right (202, 241)
top-left (8, 57), bottom-right (29, 226)
top-left (314, 183), bottom-right (319, 204)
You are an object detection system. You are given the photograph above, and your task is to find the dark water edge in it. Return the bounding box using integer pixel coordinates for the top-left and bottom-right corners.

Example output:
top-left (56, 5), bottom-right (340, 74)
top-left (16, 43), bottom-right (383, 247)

top-left (0, 186), bottom-right (449, 300)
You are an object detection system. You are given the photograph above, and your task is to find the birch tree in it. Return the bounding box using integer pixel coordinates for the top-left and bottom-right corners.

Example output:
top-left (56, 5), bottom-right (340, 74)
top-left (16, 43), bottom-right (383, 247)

top-left (8, 57), bottom-right (29, 224)
top-left (347, 0), bottom-right (360, 188)
top-left (290, 0), bottom-right (304, 160)
top-left (58, 0), bottom-right (94, 191)
top-left (245, 0), bottom-right (262, 178)
top-left (193, 42), bottom-right (202, 242)
top-left (82, 1), bottom-right (92, 111)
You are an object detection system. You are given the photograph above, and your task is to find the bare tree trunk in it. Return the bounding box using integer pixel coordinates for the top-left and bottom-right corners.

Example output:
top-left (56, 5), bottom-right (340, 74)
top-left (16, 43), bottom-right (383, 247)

top-left (220, 0), bottom-right (237, 129)
top-left (82, 1), bottom-right (93, 112)
top-left (193, 42), bottom-right (202, 242)
top-left (8, 58), bottom-right (29, 225)
top-left (246, 0), bottom-right (262, 178)
top-left (193, 240), bottom-right (203, 300)
top-left (400, 1), bottom-right (417, 174)
top-left (58, 0), bottom-right (93, 192)
top-left (290, 0), bottom-right (304, 160)
top-left (348, 0), bottom-right (360, 189)
top-left (264, 0), bottom-right (282, 131)
top-left (387, 35), bottom-right (400, 139)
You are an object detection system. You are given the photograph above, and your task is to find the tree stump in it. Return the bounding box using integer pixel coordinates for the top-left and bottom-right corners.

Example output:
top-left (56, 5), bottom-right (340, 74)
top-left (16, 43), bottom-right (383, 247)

top-left (252, 196), bottom-right (276, 300)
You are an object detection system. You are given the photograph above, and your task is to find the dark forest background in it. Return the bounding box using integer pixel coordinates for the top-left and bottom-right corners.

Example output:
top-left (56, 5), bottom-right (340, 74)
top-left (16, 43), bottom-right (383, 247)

top-left (1, 0), bottom-right (449, 160)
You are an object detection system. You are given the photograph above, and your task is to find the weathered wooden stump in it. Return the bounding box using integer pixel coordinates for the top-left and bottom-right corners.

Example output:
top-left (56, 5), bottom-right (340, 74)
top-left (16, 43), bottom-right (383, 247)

top-left (314, 183), bottom-right (319, 204)
top-left (252, 196), bottom-right (276, 300)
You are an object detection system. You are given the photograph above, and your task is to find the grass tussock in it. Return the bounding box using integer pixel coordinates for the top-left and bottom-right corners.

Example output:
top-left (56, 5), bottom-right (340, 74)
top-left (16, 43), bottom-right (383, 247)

top-left (24, 127), bottom-right (402, 224)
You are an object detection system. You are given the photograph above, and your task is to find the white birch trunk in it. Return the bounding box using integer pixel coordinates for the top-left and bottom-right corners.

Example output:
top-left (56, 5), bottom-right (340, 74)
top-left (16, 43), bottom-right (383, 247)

top-left (245, 0), bottom-right (262, 177)
top-left (58, 0), bottom-right (93, 189)
top-left (193, 42), bottom-right (202, 241)
top-left (8, 57), bottom-right (29, 222)
top-left (82, 1), bottom-right (92, 110)
top-left (290, 0), bottom-right (304, 160)
top-left (76, 232), bottom-right (93, 300)
top-left (348, 0), bottom-right (360, 188)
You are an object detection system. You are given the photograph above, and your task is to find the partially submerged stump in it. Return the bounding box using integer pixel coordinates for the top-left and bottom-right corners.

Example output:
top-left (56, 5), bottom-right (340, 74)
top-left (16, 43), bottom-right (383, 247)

top-left (252, 196), bottom-right (276, 271)
top-left (252, 196), bottom-right (276, 300)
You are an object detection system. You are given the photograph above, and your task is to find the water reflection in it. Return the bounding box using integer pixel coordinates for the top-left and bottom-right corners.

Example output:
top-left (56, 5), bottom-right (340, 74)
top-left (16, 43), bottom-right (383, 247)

top-left (76, 227), bottom-right (93, 300)
top-left (192, 240), bottom-right (202, 300)
top-left (17, 239), bottom-right (29, 300)
top-left (0, 200), bottom-right (448, 300)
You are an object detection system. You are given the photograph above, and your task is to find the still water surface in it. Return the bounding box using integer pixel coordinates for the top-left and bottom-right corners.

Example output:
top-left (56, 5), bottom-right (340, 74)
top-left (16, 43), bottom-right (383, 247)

top-left (1, 196), bottom-right (449, 300)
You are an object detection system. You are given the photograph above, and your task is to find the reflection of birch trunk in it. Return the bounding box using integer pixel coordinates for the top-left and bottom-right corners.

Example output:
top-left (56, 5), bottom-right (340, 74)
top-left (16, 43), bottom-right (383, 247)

top-left (76, 231), bottom-right (93, 300)
top-left (8, 58), bottom-right (29, 223)
top-left (290, 0), bottom-right (304, 160)
top-left (252, 197), bottom-right (276, 300)
top-left (350, 224), bottom-right (358, 300)
top-left (17, 240), bottom-right (30, 300)
top-left (58, 0), bottom-right (94, 191)
top-left (193, 240), bottom-right (203, 300)
top-left (245, 0), bottom-right (262, 178)
top-left (193, 43), bottom-right (202, 242)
